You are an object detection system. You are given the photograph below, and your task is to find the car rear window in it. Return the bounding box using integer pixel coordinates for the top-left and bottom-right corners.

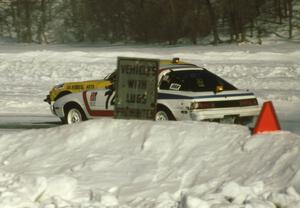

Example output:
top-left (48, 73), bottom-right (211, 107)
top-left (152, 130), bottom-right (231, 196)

top-left (159, 70), bottom-right (237, 92)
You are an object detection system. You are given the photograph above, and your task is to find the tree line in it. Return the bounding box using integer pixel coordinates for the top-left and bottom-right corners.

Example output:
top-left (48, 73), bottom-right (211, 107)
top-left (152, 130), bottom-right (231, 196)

top-left (0, 0), bottom-right (297, 44)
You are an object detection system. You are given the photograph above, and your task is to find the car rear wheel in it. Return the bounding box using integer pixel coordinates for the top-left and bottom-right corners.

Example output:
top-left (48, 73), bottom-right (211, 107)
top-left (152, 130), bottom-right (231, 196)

top-left (65, 106), bottom-right (86, 124)
top-left (155, 110), bottom-right (170, 121)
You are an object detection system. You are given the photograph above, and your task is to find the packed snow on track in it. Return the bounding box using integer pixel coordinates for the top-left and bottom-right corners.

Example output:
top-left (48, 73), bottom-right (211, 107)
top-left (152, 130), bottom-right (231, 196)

top-left (0, 42), bottom-right (300, 207)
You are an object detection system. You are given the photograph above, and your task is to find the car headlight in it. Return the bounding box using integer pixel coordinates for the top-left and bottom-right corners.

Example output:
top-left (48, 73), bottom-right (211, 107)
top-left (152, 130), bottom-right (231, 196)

top-left (54, 83), bottom-right (64, 89)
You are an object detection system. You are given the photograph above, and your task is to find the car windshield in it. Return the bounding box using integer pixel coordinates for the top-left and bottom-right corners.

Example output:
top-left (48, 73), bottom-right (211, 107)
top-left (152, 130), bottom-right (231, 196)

top-left (104, 71), bottom-right (117, 81)
top-left (159, 70), bottom-right (237, 92)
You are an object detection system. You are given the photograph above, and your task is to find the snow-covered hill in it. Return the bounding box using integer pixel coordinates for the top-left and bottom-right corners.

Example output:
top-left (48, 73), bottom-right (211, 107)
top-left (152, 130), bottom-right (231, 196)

top-left (0, 43), bottom-right (300, 207)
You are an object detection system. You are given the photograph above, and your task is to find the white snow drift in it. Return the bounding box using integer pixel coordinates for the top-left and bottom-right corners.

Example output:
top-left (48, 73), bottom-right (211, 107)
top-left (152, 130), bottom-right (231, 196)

top-left (0, 119), bottom-right (300, 208)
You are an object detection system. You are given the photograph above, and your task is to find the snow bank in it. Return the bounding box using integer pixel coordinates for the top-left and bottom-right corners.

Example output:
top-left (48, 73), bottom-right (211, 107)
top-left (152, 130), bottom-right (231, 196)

top-left (0, 119), bottom-right (300, 207)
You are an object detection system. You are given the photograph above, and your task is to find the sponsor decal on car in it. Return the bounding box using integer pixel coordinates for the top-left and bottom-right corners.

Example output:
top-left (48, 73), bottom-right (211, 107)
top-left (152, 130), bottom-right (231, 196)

top-left (89, 92), bottom-right (97, 106)
top-left (83, 91), bottom-right (113, 117)
top-left (67, 85), bottom-right (84, 90)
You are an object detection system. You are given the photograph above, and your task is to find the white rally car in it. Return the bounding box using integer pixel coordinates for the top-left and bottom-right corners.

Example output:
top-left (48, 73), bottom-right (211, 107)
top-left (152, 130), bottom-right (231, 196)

top-left (51, 62), bottom-right (260, 125)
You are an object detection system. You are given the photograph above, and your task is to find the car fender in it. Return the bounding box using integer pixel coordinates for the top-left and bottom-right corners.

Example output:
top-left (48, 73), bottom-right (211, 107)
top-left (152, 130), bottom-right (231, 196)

top-left (53, 92), bottom-right (89, 119)
top-left (157, 96), bottom-right (190, 120)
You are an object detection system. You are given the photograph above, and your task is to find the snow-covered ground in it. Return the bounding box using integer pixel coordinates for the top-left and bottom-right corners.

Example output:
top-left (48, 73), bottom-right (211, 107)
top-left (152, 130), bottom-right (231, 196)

top-left (0, 42), bottom-right (300, 207)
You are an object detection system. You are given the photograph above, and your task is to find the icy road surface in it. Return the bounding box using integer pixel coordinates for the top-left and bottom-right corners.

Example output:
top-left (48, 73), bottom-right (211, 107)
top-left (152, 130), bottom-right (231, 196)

top-left (0, 43), bottom-right (300, 207)
top-left (0, 114), bottom-right (60, 136)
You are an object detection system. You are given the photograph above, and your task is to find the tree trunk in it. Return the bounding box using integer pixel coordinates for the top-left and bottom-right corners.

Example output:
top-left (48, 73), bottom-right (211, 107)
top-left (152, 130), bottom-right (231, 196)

top-left (37, 0), bottom-right (48, 44)
top-left (168, 0), bottom-right (178, 45)
top-left (287, 0), bottom-right (293, 39)
top-left (12, 0), bottom-right (21, 42)
top-left (24, 1), bottom-right (32, 43)
top-left (205, 0), bottom-right (220, 44)
top-left (275, 0), bottom-right (283, 23)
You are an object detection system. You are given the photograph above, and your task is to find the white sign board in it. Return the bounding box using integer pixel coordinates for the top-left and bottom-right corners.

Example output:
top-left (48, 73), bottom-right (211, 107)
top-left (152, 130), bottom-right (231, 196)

top-left (114, 57), bottom-right (159, 120)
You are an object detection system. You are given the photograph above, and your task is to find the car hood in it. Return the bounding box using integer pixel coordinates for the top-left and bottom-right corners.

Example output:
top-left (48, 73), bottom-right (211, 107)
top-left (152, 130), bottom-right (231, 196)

top-left (62, 79), bottom-right (110, 91)
top-left (47, 79), bottom-right (112, 103)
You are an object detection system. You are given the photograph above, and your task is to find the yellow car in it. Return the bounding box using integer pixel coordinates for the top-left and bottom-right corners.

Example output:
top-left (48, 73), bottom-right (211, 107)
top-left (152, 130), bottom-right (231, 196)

top-left (44, 58), bottom-right (192, 104)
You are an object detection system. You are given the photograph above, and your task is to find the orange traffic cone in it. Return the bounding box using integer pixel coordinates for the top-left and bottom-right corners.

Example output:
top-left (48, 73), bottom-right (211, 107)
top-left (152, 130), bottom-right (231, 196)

top-left (253, 101), bottom-right (281, 134)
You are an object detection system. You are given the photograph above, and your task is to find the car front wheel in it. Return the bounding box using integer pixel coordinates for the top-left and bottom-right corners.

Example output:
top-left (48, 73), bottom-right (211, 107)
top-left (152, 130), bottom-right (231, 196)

top-left (65, 107), bottom-right (86, 124)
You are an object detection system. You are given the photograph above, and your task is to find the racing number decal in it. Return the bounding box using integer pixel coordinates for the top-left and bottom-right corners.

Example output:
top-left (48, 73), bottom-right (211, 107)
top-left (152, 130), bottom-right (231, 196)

top-left (105, 89), bottom-right (115, 109)
top-left (83, 91), bottom-right (114, 117)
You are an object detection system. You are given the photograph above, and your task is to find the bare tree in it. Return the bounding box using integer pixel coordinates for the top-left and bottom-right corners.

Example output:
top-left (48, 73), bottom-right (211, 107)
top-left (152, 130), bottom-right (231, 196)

top-left (37, 0), bottom-right (48, 44)
top-left (205, 0), bottom-right (221, 44)
top-left (287, 0), bottom-right (293, 39)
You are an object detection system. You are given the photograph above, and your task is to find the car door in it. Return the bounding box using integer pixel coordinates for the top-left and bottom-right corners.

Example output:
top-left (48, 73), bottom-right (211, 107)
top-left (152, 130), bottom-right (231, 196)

top-left (158, 70), bottom-right (193, 120)
top-left (84, 88), bottom-right (115, 117)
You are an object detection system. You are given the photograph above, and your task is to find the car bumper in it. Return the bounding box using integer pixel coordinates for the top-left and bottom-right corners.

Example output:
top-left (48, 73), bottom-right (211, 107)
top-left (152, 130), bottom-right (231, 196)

top-left (49, 102), bottom-right (64, 118)
top-left (44, 95), bottom-right (51, 104)
top-left (50, 103), bottom-right (56, 115)
top-left (52, 105), bottom-right (64, 118)
top-left (190, 105), bottom-right (260, 121)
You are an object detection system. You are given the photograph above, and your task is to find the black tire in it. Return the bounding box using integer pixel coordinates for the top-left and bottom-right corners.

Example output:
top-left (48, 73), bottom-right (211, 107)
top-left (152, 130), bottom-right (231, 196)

top-left (64, 105), bottom-right (87, 124)
top-left (155, 105), bottom-right (175, 121)
top-left (60, 117), bottom-right (67, 124)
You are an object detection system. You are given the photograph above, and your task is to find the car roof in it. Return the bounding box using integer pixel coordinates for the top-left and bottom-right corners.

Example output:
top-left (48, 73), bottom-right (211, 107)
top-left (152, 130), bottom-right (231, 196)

top-left (160, 59), bottom-right (191, 65)
top-left (105, 59), bottom-right (204, 80)
top-left (160, 59), bottom-right (196, 66)
top-left (160, 64), bottom-right (201, 70)
top-left (159, 59), bottom-right (201, 70)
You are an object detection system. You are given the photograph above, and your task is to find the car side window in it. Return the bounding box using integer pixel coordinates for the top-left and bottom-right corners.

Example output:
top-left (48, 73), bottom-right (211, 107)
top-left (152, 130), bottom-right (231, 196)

top-left (159, 74), bottom-right (171, 90)
top-left (159, 70), bottom-right (236, 92)
top-left (187, 77), bottom-right (207, 91)
top-left (159, 72), bottom-right (185, 91)
top-left (190, 72), bottom-right (214, 91)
